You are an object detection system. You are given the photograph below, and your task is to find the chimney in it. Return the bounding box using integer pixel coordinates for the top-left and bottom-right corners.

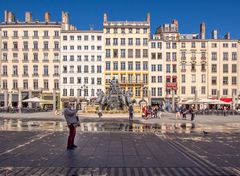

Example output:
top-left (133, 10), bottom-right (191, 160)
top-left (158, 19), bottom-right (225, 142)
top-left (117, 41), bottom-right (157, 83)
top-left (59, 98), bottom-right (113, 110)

top-left (200, 22), bottom-right (206, 39)
top-left (25, 12), bottom-right (32, 23)
top-left (172, 19), bottom-right (178, 31)
top-left (6, 11), bottom-right (16, 23)
top-left (44, 12), bottom-right (50, 23)
top-left (146, 13), bottom-right (150, 23)
top-left (224, 32), bottom-right (230, 40)
top-left (62, 11), bottom-right (69, 30)
top-left (212, 30), bottom-right (218, 39)
top-left (4, 10), bottom-right (8, 22)
top-left (104, 13), bottom-right (107, 23)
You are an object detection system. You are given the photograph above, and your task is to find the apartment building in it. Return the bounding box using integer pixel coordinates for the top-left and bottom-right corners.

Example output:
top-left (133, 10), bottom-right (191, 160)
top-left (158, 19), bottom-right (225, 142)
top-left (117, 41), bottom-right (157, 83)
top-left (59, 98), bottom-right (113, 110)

top-left (103, 13), bottom-right (150, 103)
top-left (0, 11), bottom-right (61, 109)
top-left (60, 30), bottom-right (105, 108)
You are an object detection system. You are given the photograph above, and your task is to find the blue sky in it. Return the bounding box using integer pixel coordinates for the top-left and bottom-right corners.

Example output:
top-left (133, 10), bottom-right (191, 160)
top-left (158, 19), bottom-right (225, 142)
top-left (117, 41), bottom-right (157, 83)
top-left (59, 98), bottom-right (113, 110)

top-left (0, 0), bottom-right (239, 39)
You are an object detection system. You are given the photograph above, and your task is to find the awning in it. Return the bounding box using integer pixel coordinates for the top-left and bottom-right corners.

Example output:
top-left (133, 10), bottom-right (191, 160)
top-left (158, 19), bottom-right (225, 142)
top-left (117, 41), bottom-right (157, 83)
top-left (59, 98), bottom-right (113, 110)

top-left (172, 75), bottom-right (177, 78)
top-left (166, 75), bottom-right (171, 79)
top-left (220, 98), bottom-right (232, 103)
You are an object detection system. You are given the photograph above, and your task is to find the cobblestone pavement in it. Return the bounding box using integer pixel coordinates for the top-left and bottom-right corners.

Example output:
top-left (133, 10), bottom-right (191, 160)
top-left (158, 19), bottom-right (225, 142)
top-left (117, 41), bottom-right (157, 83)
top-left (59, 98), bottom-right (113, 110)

top-left (0, 131), bottom-right (239, 175)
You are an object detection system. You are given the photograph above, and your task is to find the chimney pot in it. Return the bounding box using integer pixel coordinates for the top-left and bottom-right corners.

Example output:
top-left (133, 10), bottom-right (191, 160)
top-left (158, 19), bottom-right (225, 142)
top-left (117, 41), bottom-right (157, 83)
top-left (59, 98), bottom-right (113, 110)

top-left (25, 12), bottom-right (32, 23)
top-left (44, 12), bottom-right (50, 23)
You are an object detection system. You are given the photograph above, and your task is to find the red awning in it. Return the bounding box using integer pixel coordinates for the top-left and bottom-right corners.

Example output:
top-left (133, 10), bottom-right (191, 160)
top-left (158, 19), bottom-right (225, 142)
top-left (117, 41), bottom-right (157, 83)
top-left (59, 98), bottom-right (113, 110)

top-left (220, 98), bottom-right (232, 102)
top-left (172, 75), bottom-right (177, 78)
top-left (166, 75), bottom-right (171, 79)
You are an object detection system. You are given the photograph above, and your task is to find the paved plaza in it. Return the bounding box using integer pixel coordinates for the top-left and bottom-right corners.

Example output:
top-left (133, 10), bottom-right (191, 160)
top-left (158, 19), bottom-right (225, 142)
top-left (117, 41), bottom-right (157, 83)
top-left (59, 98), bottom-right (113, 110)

top-left (0, 113), bottom-right (240, 176)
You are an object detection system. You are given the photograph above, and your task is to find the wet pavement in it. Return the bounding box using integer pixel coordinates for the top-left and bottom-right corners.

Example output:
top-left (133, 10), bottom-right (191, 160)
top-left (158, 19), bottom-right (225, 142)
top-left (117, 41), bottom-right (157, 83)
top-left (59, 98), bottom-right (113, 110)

top-left (0, 114), bottom-right (240, 175)
top-left (0, 131), bottom-right (239, 175)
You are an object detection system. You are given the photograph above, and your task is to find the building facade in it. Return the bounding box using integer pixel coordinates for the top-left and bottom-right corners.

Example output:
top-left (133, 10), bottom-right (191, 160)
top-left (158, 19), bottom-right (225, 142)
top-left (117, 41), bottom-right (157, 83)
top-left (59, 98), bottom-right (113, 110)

top-left (0, 11), bottom-right (61, 109)
top-left (103, 13), bottom-right (150, 103)
top-left (60, 30), bottom-right (105, 108)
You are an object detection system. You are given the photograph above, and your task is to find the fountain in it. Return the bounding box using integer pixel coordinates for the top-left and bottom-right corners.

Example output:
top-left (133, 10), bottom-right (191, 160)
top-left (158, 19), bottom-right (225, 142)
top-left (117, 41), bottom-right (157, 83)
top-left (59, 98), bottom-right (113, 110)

top-left (83, 78), bottom-right (141, 113)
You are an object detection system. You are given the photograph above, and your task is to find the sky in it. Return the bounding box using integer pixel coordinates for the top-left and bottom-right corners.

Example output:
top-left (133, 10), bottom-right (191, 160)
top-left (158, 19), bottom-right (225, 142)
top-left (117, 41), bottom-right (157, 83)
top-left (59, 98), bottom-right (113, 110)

top-left (0, 0), bottom-right (239, 39)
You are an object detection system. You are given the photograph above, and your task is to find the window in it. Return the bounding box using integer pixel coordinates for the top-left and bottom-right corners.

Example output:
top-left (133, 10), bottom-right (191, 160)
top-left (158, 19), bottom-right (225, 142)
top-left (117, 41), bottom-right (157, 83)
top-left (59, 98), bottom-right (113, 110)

top-left (201, 42), bottom-right (206, 48)
top-left (121, 62), bottom-right (126, 70)
top-left (54, 31), bottom-right (59, 37)
top-left (13, 42), bottom-right (18, 49)
top-left (13, 80), bottom-right (18, 89)
top-left (54, 42), bottom-right (59, 49)
top-left (84, 65), bottom-right (89, 73)
top-left (91, 65), bottom-right (95, 73)
top-left (223, 52), bottom-right (228, 60)
top-left (77, 36), bottom-right (82, 40)
top-left (136, 28), bottom-right (140, 33)
top-left (143, 49), bottom-right (148, 58)
top-left (232, 43), bottom-right (237, 48)
top-left (33, 80), bottom-right (38, 90)
top-left (135, 49), bottom-right (140, 58)
top-left (151, 65), bottom-right (156, 71)
top-left (43, 53), bottom-right (48, 61)
top-left (44, 80), bottom-right (49, 90)
top-left (232, 52), bottom-right (237, 60)
top-left (3, 42), bottom-right (7, 49)
top-left (212, 52), bottom-right (217, 60)
top-left (63, 77), bottom-right (67, 84)
top-left (23, 80), bottom-right (28, 90)
top-left (157, 53), bottom-right (162, 59)
top-left (223, 43), bottom-right (228, 48)
top-left (166, 42), bottom-right (171, 49)
top-left (2, 65), bottom-right (7, 75)
top-left (128, 38), bottom-right (133, 45)
top-left (33, 65), bottom-right (38, 75)
top-left (113, 62), bottom-right (118, 70)
top-left (232, 77), bottom-right (237, 85)
top-left (23, 41), bottom-right (28, 49)
top-left (136, 62), bottom-right (141, 70)
top-left (63, 89), bottom-right (67, 96)
top-left (13, 31), bottom-right (18, 37)
top-left (157, 76), bottom-right (162, 83)
top-left (3, 31), bottom-right (7, 37)
top-left (113, 49), bottom-right (118, 58)
top-left (172, 64), bottom-right (177, 73)
top-left (44, 31), bottom-right (48, 37)
top-left (84, 35), bottom-right (88, 41)
top-left (212, 77), bottom-right (217, 85)
top-left (191, 63), bottom-right (196, 71)
top-left (114, 28), bottom-right (118, 33)
top-left (143, 28), bottom-right (147, 33)
top-left (223, 77), bottom-right (228, 85)
top-left (181, 75), bottom-right (186, 83)
top-left (106, 38), bottom-right (110, 45)
top-left (121, 38), bottom-right (125, 45)
top-left (33, 53), bottom-right (38, 61)
top-left (166, 64), bottom-right (171, 73)
top-left (33, 41), bottom-right (38, 49)
top-left (181, 42), bottom-right (186, 48)
top-left (201, 52), bottom-right (206, 58)
top-left (212, 89), bottom-right (217, 96)
top-left (43, 66), bottom-right (48, 76)
top-left (54, 80), bottom-right (59, 90)
top-left (232, 64), bottom-right (237, 73)
top-left (181, 87), bottom-right (186, 94)
top-left (13, 65), bottom-right (18, 76)
top-left (151, 88), bottom-right (156, 96)
top-left (201, 86), bottom-right (206, 94)
top-left (77, 77), bottom-right (81, 84)
top-left (211, 64), bottom-right (217, 73)
top-left (223, 89), bottom-right (228, 96)
top-left (70, 89), bottom-right (74, 96)
top-left (211, 43), bottom-right (217, 48)
top-left (106, 49), bottom-right (111, 58)
top-left (113, 38), bottom-right (118, 45)
top-left (166, 52), bottom-right (171, 61)
top-left (91, 35), bottom-right (95, 41)
top-left (143, 62), bottom-right (148, 70)
top-left (192, 74), bottom-right (196, 83)
top-left (2, 80), bottom-right (7, 89)
top-left (43, 42), bottom-right (48, 49)
top-left (97, 36), bottom-right (102, 41)
top-left (136, 38), bottom-right (140, 45)
top-left (201, 63), bottom-right (206, 71)
top-left (157, 64), bottom-right (162, 71)
top-left (172, 43), bottom-right (177, 49)
top-left (151, 53), bottom-right (156, 60)
top-left (121, 49), bottom-right (126, 58)
top-left (54, 65), bottom-right (59, 75)
top-left (128, 62), bottom-right (133, 70)
top-left (97, 78), bottom-right (102, 85)
top-left (128, 49), bottom-right (133, 58)
top-left (23, 65), bottom-right (28, 75)
top-left (191, 86), bottom-right (196, 94)
top-left (223, 64), bottom-right (228, 73)
top-left (151, 42), bottom-right (156, 48)
top-left (106, 62), bottom-right (111, 70)
top-left (172, 52), bottom-right (177, 61)
top-left (202, 74), bottom-right (206, 83)
top-left (191, 42), bottom-right (196, 48)
top-left (181, 52), bottom-right (186, 59)
top-left (143, 38), bottom-right (148, 46)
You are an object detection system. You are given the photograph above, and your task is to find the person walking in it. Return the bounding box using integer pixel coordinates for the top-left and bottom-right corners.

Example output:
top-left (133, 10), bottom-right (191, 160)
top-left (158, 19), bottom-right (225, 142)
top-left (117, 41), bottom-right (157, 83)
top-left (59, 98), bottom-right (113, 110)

top-left (128, 104), bottom-right (134, 121)
top-left (63, 102), bottom-right (79, 150)
top-left (175, 105), bottom-right (181, 119)
top-left (189, 105), bottom-right (195, 121)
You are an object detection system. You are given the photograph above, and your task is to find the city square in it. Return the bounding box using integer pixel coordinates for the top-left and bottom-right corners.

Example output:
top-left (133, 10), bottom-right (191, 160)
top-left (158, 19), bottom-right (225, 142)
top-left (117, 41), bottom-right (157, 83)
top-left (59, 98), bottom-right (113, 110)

top-left (1, 0), bottom-right (240, 175)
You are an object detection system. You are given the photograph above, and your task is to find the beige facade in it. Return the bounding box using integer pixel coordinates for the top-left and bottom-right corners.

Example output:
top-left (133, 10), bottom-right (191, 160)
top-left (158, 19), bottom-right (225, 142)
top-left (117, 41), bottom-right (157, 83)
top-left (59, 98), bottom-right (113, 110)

top-left (0, 11), bottom-right (61, 109)
top-left (103, 13), bottom-right (150, 102)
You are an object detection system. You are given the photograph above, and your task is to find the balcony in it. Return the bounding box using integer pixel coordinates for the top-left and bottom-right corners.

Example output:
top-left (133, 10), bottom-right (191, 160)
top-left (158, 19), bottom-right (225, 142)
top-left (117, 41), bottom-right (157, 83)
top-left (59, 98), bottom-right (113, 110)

top-left (1, 74), bottom-right (8, 77)
top-left (191, 57), bottom-right (196, 60)
top-left (201, 56), bottom-right (206, 60)
top-left (166, 82), bottom-right (177, 89)
top-left (12, 74), bottom-right (18, 77)
top-left (181, 69), bottom-right (186, 72)
top-left (32, 73), bottom-right (39, 77)
top-left (191, 69), bottom-right (196, 72)
top-left (181, 57), bottom-right (186, 61)
top-left (53, 73), bottom-right (60, 76)
top-left (32, 59), bottom-right (39, 62)
top-left (22, 74), bottom-right (29, 77)
top-left (201, 69), bottom-right (206, 72)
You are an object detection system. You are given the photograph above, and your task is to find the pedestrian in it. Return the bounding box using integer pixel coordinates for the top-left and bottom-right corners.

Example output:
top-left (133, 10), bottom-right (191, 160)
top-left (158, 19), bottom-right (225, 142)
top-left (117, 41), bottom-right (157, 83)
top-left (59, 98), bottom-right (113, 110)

top-left (63, 102), bottom-right (79, 150)
top-left (98, 108), bottom-right (103, 118)
top-left (181, 106), bottom-right (187, 120)
top-left (223, 106), bottom-right (227, 117)
top-left (189, 105), bottom-right (195, 121)
top-left (129, 104), bottom-right (134, 121)
top-left (175, 105), bottom-right (181, 119)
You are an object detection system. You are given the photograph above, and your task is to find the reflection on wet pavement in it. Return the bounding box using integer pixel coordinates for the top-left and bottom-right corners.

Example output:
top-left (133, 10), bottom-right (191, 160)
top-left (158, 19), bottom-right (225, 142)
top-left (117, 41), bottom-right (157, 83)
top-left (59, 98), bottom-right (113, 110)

top-left (0, 118), bottom-right (196, 133)
top-left (1, 118), bottom-right (240, 133)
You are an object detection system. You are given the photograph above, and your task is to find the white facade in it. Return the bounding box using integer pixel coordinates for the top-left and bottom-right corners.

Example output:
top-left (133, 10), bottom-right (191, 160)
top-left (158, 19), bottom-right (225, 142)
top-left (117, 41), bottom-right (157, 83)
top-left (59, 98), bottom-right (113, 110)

top-left (60, 30), bottom-right (105, 105)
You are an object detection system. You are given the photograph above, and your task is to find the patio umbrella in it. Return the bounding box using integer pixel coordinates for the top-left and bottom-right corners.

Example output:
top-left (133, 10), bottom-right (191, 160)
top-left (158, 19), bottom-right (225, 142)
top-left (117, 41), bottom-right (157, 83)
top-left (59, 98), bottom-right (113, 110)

top-left (196, 98), bottom-right (219, 104)
top-left (209, 100), bottom-right (231, 105)
top-left (22, 97), bottom-right (52, 104)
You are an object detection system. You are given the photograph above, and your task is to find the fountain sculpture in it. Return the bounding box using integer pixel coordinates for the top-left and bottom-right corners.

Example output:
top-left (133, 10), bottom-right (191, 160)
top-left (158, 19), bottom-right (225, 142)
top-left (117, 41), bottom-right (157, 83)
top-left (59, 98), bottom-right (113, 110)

top-left (96, 78), bottom-right (136, 110)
